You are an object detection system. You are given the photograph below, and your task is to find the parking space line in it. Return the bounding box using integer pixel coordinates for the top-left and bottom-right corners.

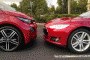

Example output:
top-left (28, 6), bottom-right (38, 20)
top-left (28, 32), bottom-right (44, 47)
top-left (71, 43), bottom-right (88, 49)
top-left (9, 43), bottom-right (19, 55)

top-left (54, 55), bottom-right (90, 58)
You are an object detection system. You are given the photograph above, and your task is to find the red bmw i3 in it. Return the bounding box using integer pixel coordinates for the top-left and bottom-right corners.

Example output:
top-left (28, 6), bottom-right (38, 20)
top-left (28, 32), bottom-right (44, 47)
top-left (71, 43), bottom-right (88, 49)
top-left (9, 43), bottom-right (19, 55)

top-left (0, 1), bottom-right (37, 51)
top-left (43, 11), bottom-right (90, 54)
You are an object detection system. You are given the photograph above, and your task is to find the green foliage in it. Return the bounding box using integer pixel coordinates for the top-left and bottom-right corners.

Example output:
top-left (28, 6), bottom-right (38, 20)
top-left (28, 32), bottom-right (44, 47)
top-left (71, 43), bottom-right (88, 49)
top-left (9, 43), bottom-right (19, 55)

top-left (10, 3), bottom-right (17, 10)
top-left (78, 0), bottom-right (88, 13)
top-left (55, 6), bottom-right (63, 14)
top-left (10, 0), bottom-right (87, 23)
top-left (57, 0), bottom-right (62, 6)
top-left (71, 1), bottom-right (79, 14)
top-left (19, 0), bottom-right (49, 18)
top-left (57, 0), bottom-right (87, 14)
top-left (10, 3), bottom-right (21, 11)
top-left (50, 5), bottom-right (55, 12)
top-left (16, 7), bottom-right (21, 11)
top-left (57, 0), bottom-right (68, 14)
top-left (71, 0), bottom-right (87, 14)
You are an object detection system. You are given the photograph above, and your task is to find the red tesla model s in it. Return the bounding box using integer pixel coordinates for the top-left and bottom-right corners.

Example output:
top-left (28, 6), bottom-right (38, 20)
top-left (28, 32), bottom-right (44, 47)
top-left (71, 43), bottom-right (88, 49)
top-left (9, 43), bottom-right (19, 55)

top-left (43, 11), bottom-right (90, 54)
top-left (0, 1), bottom-right (37, 51)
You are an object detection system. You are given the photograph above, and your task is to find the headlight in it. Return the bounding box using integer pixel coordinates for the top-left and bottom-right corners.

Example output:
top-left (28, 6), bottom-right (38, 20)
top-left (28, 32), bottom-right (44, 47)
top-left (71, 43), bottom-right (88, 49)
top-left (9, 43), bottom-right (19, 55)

top-left (16, 17), bottom-right (35, 24)
top-left (49, 24), bottom-right (70, 29)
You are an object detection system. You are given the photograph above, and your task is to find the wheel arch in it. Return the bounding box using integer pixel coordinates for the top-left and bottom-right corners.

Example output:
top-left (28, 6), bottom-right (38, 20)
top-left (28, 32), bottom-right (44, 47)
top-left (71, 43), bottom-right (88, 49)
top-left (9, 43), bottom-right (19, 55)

top-left (0, 24), bottom-right (25, 44)
top-left (67, 26), bottom-right (90, 46)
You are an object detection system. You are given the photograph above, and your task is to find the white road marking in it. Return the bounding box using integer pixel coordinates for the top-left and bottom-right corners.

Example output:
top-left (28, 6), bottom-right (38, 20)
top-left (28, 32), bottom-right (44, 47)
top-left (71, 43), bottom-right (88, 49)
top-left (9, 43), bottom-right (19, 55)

top-left (54, 55), bottom-right (90, 58)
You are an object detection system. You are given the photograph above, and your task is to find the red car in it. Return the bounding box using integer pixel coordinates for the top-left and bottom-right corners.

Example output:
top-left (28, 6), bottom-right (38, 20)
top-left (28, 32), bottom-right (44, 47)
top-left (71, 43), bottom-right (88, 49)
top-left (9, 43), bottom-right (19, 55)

top-left (43, 11), bottom-right (90, 54)
top-left (0, 2), bottom-right (37, 51)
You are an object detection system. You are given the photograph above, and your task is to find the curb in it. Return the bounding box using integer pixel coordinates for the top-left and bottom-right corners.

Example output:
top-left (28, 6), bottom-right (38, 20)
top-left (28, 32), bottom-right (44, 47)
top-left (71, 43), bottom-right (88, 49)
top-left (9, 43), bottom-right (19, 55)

top-left (36, 23), bottom-right (45, 25)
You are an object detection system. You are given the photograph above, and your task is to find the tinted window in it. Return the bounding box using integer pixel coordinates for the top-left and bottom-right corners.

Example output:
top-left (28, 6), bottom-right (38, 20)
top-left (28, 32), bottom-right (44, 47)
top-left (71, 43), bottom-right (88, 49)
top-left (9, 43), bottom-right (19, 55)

top-left (79, 11), bottom-right (90, 17)
top-left (0, 4), bottom-right (4, 10)
top-left (0, 1), bottom-right (16, 11)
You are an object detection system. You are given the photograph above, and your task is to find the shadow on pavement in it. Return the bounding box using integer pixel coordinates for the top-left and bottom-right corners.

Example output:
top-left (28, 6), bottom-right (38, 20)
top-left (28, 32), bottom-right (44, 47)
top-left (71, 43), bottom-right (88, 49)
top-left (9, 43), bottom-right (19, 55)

top-left (15, 39), bottom-right (37, 52)
top-left (44, 40), bottom-right (71, 54)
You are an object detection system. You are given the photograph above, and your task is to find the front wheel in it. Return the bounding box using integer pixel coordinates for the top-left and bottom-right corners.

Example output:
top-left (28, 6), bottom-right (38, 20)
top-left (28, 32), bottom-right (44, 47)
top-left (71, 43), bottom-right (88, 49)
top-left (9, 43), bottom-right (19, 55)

top-left (0, 26), bottom-right (22, 51)
top-left (68, 28), bottom-right (90, 54)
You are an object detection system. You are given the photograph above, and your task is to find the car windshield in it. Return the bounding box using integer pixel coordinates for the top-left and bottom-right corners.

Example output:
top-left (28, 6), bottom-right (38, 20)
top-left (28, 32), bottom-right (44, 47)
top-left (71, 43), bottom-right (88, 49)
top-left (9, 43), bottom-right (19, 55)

top-left (0, 1), bottom-right (16, 11)
top-left (78, 11), bottom-right (90, 17)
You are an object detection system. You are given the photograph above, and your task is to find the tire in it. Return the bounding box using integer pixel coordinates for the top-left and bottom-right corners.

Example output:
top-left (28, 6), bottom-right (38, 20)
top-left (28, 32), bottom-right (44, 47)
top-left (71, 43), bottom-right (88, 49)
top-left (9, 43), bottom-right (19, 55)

top-left (68, 28), bottom-right (90, 54)
top-left (0, 26), bottom-right (22, 52)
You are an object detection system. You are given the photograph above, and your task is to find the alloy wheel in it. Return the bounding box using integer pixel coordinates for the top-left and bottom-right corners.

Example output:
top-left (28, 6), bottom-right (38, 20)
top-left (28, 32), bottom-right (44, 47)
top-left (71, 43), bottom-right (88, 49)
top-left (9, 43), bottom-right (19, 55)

top-left (0, 29), bottom-right (20, 51)
top-left (71, 31), bottom-right (90, 52)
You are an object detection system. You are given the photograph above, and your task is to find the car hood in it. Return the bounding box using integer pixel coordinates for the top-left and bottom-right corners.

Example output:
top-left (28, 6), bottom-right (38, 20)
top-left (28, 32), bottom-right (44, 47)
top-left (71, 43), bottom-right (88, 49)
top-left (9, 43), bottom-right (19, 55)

top-left (45, 17), bottom-right (74, 27)
top-left (45, 17), bottom-right (84, 27)
top-left (3, 10), bottom-right (33, 19)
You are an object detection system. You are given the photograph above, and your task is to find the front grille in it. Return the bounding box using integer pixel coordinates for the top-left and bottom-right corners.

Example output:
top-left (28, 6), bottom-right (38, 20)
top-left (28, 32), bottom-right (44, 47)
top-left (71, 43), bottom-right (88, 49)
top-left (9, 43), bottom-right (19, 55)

top-left (50, 37), bottom-right (56, 41)
top-left (43, 28), bottom-right (48, 35)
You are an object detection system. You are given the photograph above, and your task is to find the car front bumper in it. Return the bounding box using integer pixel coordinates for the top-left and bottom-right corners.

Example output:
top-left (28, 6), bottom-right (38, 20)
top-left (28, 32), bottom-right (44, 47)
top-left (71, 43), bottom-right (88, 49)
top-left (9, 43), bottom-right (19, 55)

top-left (43, 27), bottom-right (72, 46)
top-left (22, 23), bottom-right (37, 44)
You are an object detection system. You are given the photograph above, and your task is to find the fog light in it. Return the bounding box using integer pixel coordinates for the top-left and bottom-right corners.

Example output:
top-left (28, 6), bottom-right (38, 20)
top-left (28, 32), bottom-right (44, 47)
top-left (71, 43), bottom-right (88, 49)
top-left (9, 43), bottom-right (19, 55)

top-left (29, 27), bottom-right (35, 33)
top-left (50, 37), bottom-right (60, 42)
top-left (55, 37), bottom-right (60, 42)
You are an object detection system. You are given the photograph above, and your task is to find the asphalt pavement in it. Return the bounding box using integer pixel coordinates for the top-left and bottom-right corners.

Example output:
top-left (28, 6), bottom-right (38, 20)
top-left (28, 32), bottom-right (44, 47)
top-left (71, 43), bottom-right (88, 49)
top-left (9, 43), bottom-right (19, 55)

top-left (0, 24), bottom-right (90, 60)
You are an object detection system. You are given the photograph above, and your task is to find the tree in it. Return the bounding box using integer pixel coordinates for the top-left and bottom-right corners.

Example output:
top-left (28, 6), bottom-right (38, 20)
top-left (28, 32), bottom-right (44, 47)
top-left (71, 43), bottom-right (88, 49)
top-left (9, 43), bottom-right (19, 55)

top-left (55, 6), bottom-right (63, 14)
top-left (57, 0), bottom-right (87, 14)
top-left (57, 0), bottom-right (62, 6)
top-left (71, 0), bottom-right (87, 14)
top-left (50, 5), bottom-right (55, 12)
top-left (78, 0), bottom-right (88, 14)
top-left (19, 0), bottom-right (49, 18)
top-left (10, 3), bottom-right (17, 10)
top-left (57, 0), bottom-right (68, 14)
top-left (71, 1), bottom-right (79, 14)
